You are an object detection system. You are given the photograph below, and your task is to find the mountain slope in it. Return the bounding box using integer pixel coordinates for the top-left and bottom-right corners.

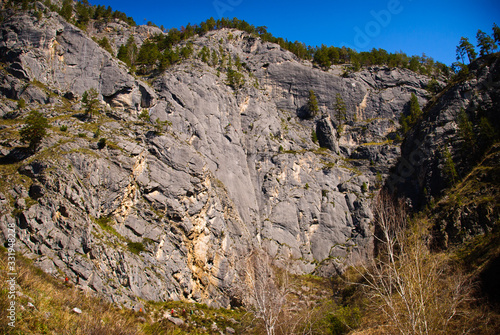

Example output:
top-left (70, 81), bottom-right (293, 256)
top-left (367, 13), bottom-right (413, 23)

top-left (1, 2), bottom-right (441, 308)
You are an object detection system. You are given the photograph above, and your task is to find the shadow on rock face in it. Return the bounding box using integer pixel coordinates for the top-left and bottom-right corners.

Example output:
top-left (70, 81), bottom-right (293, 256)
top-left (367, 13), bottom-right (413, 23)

top-left (480, 254), bottom-right (500, 311)
top-left (296, 104), bottom-right (315, 120)
top-left (0, 147), bottom-right (32, 164)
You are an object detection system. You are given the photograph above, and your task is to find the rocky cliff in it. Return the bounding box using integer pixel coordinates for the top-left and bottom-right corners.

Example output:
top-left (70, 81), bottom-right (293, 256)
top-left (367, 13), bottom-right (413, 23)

top-left (390, 55), bottom-right (500, 247)
top-left (0, 5), bottom-right (438, 308)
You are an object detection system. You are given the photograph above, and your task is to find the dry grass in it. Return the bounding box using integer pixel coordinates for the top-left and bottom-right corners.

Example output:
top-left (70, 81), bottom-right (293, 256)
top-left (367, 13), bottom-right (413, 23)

top-left (0, 247), bottom-right (145, 335)
top-left (0, 247), bottom-right (258, 334)
top-left (348, 192), bottom-right (500, 335)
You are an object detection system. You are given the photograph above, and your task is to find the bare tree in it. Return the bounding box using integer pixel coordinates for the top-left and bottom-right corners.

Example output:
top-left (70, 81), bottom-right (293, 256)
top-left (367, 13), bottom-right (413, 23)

top-left (354, 191), bottom-right (472, 335)
top-left (238, 249), bottom-right (290, 335)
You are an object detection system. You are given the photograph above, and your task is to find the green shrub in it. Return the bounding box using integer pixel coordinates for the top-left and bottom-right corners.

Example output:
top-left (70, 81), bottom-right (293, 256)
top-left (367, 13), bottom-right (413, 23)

top-left (312, 130), bottom-right (318, 143)
top-left (127, 242), bottom-right (145, 255)
top-left (97, 37), bottom-right (113, 55)
top-left (226, 68), bottom-right (245, 90)
top-left (328, 306), bottom-right (361, 335)
top-left (139, 109), bottom-right (150, 121)
top-left (59, 125), bottom-right (68, 132)
top-left (427, 78), bottom-right (442, 95)
top-left (17, 98), bottom-right (26, 109)
top-left (362, 182), bottom-right (368, 193)
top-left (97, 138), bottom-right (106, 149)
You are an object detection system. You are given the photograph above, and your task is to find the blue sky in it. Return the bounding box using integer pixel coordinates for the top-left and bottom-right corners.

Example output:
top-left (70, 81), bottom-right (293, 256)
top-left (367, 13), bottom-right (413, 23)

top-left (95, 0), bottom-right (500, 66)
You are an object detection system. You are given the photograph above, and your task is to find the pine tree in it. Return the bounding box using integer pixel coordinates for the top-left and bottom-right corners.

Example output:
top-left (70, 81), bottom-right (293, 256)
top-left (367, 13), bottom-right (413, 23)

top-left (476, 30), bottom-right (497, 57)
top-left (478, 117), bottom-right (496, 149)
top-left (20, 110), bottom-right (49, 152)
top-left (493, 23), bottom-right (500, 44)
top-left (456, 37), bottom-right (477, 64)
top-left (211, 49), bottom-right (219, 67)
top-left (313, 45), bottom-right (331, 69)
top-left (59, 0), bottom-right (73, 22)
top-left (399, 93), bottom-right (422, 134)
top-left (334, 93), bottom-right (347, 127)
top-left (136, 41), bottom-right (160, 73)
top-left (409, 93), bottom-right (422, 121)
top-left (199, 46), bottom-right (210, 64)
top-left (226, 68), bottom-right (245, 90)
top-left (81, 88), bottom-right (100, 119)
top-left (117, 36), bottom-right (137, 68)
top-left (409, 56), bottom-right (420, 72)
top-left (443, 146), bottom-right (458, 185)
top-left (307, 90), bottom-right (319, 118)
top-left (457, 108), bottom-right (475, 149)
top-left (75, 0), bottom-right (90, 29)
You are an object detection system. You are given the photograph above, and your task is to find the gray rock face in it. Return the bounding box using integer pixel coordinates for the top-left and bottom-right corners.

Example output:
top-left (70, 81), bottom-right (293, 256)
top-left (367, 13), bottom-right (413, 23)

top-left (316, 116), bottom-right (339, 153)
top-left (0, 12), bottom-right (441, 307)
top-left (391, 55), bottom-right (500, 208)
top-left (385, 55), bottom-right (500, 252)
top-left (0, 10), bottom-right (155, 110)
top-left (90, 20), bottom-right (163, 56)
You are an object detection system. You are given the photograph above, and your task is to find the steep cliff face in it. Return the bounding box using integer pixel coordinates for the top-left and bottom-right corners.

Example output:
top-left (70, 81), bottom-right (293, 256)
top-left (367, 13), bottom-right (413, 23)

top-left (0, 5), bottom-right (155, 109)
top-left (391, 55), bottom-right (500, 247)
top-left (391, 56), bottom-right (500, 205)
top-left (0, 7), bottom-right (437, 307)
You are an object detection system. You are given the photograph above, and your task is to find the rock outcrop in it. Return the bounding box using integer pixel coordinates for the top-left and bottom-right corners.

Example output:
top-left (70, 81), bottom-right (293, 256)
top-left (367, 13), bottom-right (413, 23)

top-left (388, 55), bottom-right (500, 248)
top-left (0, 7), bottom-right (155, 111)
top-left (390, 55), bottom-right (500, 208)
top-left (0, 7), bottom-right (441, 307)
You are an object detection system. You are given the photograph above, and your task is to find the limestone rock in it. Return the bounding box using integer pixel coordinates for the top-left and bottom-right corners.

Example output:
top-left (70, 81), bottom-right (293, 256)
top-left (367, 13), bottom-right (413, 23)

top-left (167, 316), bottom-right (185, 326)
top-left (392, 55), bottom-right (500, 208)
top-left (316, 116), bottom-right (339, 153)
top-left (0, 10), bottom-right (156, 111)
top-left (0, 9), bottom-right (452, 308)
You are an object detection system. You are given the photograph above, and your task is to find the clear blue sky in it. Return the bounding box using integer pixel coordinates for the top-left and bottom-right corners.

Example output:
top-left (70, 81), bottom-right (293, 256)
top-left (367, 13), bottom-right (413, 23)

top-left (94, 0), bottom-right (499, 66)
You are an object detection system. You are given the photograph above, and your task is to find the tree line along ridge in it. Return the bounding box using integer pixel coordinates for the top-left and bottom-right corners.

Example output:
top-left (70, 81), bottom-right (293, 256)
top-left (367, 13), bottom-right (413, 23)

top-left (6, 0), bottom-right (495, 80)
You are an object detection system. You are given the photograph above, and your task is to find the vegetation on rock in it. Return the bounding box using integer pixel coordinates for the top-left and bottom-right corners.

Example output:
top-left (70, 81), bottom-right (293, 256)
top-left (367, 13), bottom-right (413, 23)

top-left (19, 110), bottom-right (49, 152)
top-left (307, 89), bottom-right (319, 118)
top-left (81, 88), bottom-right (100, 119)
top-left (1, 2), bottom-right (499, 334)
top-left (399, 93), bottom-right (422, 135)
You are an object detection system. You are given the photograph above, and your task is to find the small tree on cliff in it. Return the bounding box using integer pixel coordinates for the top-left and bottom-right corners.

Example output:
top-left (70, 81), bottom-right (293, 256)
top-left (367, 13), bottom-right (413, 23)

top-left (81, 88), bottom-right (100, 119)
top-left (226, 67), bottom-right (245, 91)
top-left (20, 110), bottom-right (49, 152)
top-left (399, 93), bottom-right (422, 134)
top-left (456, 37), bottom-right (477, 64)
top-left (334, 93), bottom-right (347, 133)
top-left (476, 29), bottom-right (497, 57)
top-left (307, 89), bottom-right (319, 118)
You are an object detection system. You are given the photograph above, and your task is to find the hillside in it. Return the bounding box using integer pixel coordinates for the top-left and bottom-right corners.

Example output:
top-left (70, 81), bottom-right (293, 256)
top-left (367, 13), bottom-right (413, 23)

top-left (0, 1), bottom-right (499, 334)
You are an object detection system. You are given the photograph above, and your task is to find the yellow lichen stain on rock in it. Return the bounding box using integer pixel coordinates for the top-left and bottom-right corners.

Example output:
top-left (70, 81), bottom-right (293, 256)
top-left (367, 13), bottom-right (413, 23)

top-left (113, 152), bottom-right (147, 222)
